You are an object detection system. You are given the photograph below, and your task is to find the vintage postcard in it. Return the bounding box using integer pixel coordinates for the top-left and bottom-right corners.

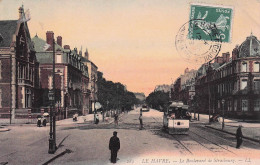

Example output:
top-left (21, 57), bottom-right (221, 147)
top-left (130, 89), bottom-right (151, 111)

top-left (0, 0), bottom-right (260, 165)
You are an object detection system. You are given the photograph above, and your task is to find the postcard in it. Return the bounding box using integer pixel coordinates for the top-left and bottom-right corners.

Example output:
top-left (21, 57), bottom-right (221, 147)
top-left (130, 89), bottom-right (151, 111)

top-left (0, 0), bottom-right (260, 165)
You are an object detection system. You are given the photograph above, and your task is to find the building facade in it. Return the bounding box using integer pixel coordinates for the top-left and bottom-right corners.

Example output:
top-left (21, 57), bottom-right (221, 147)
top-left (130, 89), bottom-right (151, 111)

top-left (195, 34), bottom-right (260, 119)
top-left (84, 49), bottom-right (98, 114)
top-left (171, 68), bottom-right (197, 106)
top-left (0, 7), bottom-right (39, 120)
top-left (32, 31), bottom-right (91, 118)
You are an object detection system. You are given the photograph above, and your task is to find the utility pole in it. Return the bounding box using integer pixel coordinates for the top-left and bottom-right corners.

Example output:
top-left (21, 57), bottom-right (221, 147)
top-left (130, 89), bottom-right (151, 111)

top-left (48, 38), bottom-right (57, 154)
top-left (222, 99), bottom-right (225, 130)
top-left (93, 75), bottom-right (96, 122)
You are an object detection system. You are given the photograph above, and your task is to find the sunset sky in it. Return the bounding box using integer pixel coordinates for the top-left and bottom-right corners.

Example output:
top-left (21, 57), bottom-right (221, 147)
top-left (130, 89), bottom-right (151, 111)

top-left (1, 0), bottom-right (260, 95)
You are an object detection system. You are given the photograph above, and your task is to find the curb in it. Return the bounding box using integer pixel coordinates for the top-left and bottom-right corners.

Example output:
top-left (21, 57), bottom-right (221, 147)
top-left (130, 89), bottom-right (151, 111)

top-left (205, 125), bottom-right (260, 143)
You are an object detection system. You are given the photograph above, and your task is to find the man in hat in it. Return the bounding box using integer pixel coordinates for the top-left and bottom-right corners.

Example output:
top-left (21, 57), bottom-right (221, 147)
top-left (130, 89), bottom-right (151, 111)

top-left (236, 124), bottom-right (243, 149)
top-left (109, 131), bottom-right (120, 163)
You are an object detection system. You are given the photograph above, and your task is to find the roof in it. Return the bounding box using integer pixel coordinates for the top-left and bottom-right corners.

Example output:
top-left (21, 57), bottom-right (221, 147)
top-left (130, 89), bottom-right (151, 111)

top-left (32, 35), bottom-right (65, 52)
top-left (239, 34), bottom-right (260, 58)
top-left (0, 20), bottom-right (18, 47)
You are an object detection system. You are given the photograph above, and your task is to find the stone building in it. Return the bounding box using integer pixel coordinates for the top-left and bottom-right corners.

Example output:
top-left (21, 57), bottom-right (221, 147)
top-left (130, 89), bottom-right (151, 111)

top-left (171, 68), bottom-right (197, 106)
top-left (83, 49), bottom-right (98, 114)
top-left (0, 7), bottom-right (39, 120)
top-left (32, 31), bottom-right (90, 118)
top-left (195, 34), bottom-right (260, 119)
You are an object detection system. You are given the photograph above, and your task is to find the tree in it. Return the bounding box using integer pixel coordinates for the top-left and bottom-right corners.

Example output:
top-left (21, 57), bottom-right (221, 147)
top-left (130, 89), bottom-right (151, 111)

top-left (97, 71), bottom-right (138, 111)
top-left (146, 91), bottom-right (170, 110)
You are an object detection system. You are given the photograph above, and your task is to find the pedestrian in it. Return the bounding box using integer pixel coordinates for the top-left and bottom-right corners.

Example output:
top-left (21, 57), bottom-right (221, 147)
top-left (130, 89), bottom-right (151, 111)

top-left (42, 116), bottom-right (47, 127)
top-left (114, 114), bottom-right (118, 126)
top-left (236, 125), bottom-right (243, 149)
top-left (139, 114), bottom-right (143, 130)
top-left (95, 114), bottom-right (99, 124)
top-left (109, 131), bottom-right (120, 163)
top-left (37, 115), bottom-right (41, 127)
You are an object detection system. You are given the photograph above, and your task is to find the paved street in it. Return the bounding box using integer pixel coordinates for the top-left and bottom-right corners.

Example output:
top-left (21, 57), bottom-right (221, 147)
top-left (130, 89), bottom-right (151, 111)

top-left (1, 108), bottom-right (260, 165)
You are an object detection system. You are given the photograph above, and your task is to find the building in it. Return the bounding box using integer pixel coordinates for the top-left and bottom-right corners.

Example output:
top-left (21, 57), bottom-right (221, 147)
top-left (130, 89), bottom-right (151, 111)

top-left (0, 7), bottom-right (39, 120)
top-left (195, 34), bottom-right (260, 119)
top-left (154, 84), bottom-right (171, 93)
top-left (83, 49), bottom-right (98, 114)
top-left (32, 31), bottom-right (90, 118)
top-left (171, 68), bottom-right (197, 106)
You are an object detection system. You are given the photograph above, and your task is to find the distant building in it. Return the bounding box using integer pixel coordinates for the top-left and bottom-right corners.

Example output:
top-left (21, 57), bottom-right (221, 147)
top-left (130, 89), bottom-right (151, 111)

top-left (0, 7), bottom-right (39, 120)
top-left (134, 92), bottom-right (146, 102)
top-left (154, 84), bottom-right (171, 93)
top-left (171, 68), bottom-right (197, 106)
top-left (83, 49), bottom-right (98, 114)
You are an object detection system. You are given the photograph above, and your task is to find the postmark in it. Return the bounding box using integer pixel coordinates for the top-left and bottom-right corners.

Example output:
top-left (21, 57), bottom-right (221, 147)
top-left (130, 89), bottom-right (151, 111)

top-left (175, 19), bottom-right (222, 64)
top-left (189, 4), bottom-right (233, 43)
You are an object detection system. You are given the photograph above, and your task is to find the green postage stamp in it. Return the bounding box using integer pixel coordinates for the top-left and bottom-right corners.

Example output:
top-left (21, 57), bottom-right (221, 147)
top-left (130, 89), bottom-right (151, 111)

top-left (189, 4), bottom-right (233, 42)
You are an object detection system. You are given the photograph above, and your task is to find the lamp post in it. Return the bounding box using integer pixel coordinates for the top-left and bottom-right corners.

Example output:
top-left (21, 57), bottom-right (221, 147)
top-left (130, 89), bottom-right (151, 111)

top-left (48, 38), bottom-right (57, 154)
top-left (92, 75), bottom-right (96, 122)
top-left (222, 99), bottom-right (225, 130)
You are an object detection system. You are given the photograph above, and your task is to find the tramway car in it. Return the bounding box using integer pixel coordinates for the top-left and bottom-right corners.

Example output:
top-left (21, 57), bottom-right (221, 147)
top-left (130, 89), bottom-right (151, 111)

top-left (163, 101), bottom-right (191, 134)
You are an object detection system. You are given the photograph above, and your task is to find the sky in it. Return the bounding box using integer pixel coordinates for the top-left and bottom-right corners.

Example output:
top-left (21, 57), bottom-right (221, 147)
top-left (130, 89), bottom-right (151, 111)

top-left (0, 0), bottom-right (260, 96)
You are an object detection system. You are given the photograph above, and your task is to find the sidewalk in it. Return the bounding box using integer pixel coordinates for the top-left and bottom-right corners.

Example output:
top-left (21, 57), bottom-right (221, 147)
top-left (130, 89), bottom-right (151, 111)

top-left (0, 113), bottom-right (121, 165)
top-left (192, 113), bottom-right (260, 143)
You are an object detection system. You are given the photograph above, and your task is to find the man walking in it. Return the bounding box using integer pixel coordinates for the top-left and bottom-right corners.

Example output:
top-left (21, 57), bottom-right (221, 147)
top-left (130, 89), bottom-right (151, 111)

top-left (109, 131), bottom-right (120, 163)
top-left (114, 114), bottom-right (118, 126)
top-left (236, 125), bottom-right (243, 149)
top-left (139, 114), bottom-right (143, 130)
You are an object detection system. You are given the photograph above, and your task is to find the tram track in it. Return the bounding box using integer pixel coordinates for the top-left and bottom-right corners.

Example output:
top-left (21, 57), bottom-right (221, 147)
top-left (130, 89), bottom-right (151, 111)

top-left (151, 116), bottom-right (237, 156)
top-left (189, 130), bottom-right (237, 155)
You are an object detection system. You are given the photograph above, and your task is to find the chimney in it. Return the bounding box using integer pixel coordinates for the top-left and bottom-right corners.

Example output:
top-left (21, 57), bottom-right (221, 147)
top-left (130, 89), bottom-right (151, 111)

top-left (57, 36), bottom-right (62, 47)
top-left (184, 68), bottom-right (189, 73)
top-left (63, 45), bottom-right (70, 50)
top-left (46, 31), bottom-right (54, 50)
top-left (74, 47), bottom-right (78, 54)
top-left (222, 52), bottom-right (230, 63)
top-left (85, 48), bottom-right (89, 60)
top-left (214, 56), bottom-right (224, 64)
top-left (232, 46), bottom-right (239, 60)
top-left (18, 6), bottom-right (24, 19)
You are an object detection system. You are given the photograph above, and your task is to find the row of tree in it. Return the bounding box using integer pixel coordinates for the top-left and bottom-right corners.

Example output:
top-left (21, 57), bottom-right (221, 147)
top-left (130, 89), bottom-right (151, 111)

top-left (146, 91), bottom-right (170, 111)
top-left (97, 71), bottom-right (139, 111)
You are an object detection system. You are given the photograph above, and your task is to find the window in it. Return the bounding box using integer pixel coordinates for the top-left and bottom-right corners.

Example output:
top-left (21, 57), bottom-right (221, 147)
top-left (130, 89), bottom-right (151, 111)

top-left (56, 55), bottom-right (62, 63)
top-left (241, 100), bottom-right (248, 112)
top-left (241, 79), bottom-right (247, 90)
top-left (254, 79), bottom-right (260, 90)
top-left (241, 62), bottom-right (247, 72)
top-left (25, 89), bottom-right (31, 108)
top-left (48, 76), bottom-right (53, 89)
top-left (234, 100), bottom-right (237, 111)
top-left (227, 101), bottom-right (231, 111)
top-left (0, 60), bottom-right (1, 79)
top-left (254, 99), bottom-right (260, 111)
top-left (254, 62), bottom-right (260, 72)
top-left (0, 88), bottom-right (2, 108)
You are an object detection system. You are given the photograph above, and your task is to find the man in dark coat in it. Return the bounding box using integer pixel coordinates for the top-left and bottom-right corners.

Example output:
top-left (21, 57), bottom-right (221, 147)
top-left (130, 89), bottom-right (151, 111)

top-left (109, 131), bottom-right (120, 163)
top-left (139, 114), bottom-right (143, 130)
top-left (236, 125), bottom-right (243, 149)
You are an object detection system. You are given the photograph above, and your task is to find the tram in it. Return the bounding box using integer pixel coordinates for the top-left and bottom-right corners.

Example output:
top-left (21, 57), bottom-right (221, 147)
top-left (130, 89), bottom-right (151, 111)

top-left (163, 101), bottom-right (191, 134)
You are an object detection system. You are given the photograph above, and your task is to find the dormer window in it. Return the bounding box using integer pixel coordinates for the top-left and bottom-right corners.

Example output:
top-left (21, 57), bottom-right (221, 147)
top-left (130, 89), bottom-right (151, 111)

top-left (241, 62), bottom-right (247, 72)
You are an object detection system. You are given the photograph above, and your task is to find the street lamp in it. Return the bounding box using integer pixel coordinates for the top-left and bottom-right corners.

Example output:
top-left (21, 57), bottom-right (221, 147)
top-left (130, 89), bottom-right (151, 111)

top-left (48, 38), bottom-right (57, 154)
top-left (222, 99), bottom-right (225, 130)
top-left (92, 75), bottom-right (96, 122)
